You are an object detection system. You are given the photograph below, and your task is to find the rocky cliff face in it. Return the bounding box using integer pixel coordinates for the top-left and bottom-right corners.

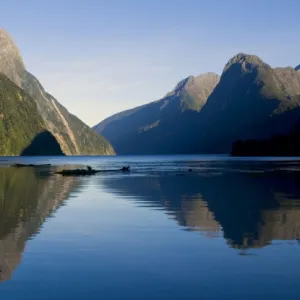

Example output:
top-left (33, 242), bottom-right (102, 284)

top-left (0, 30), bottom-right (25, 87)
top-left (94, 72), bottom-right (220, 154)
top-left (0, 29), bottom-right (114, 155)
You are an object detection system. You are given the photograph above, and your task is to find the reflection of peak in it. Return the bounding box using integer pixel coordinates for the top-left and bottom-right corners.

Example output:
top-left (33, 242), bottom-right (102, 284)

top-left (0, 167), bottom-right (80, 282)
top-left (173, 195), bottom-right (220, 234)
top-left (101, 169), bottom-right (300, 250)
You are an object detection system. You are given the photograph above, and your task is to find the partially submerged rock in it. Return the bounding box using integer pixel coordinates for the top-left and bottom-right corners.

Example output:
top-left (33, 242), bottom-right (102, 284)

top-left (56, 165), bottom-right (130, 176)
top-left (13, 163), bottom-right (51, 168)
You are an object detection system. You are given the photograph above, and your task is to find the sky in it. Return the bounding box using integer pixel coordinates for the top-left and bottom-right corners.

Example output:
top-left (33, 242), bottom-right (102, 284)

top-left (1, 0), bottom-right (300, 126)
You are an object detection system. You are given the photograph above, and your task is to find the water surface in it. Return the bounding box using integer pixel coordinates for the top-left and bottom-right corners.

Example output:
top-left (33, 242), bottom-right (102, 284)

top-left (1, 155), bottom-right (300, 299)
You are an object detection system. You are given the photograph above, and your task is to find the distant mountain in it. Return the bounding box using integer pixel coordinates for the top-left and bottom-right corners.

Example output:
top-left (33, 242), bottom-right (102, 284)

top-left (296, 65), bottom-right (300, 71)
top-left (0, 29), bottom-right (114, 155)
top-left (95, 53), bottom-right (300, 155)
top-left (94, 73), bottom-right (220, 154)
top-left (195, 53), bottom-right (300, 153)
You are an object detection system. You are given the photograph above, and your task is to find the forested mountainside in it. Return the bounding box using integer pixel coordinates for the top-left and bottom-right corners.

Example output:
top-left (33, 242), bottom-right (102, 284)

top-left (0, 29), bottom-right (114, 155)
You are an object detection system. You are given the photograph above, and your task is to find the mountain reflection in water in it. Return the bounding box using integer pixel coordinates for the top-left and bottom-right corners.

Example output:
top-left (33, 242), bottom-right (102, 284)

top-left (0, 167), bottom-right (79, 282)
top-left (101, 166), bottom-right (300, 249)
top-left (1, 158), bottom-right (300, 293)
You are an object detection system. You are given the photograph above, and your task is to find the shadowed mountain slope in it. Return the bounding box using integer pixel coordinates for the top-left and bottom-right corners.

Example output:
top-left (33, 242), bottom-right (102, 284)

top-left (94, 73), bottom-right (220, 154)
top-left (95, 53), bottom-right (300, 154)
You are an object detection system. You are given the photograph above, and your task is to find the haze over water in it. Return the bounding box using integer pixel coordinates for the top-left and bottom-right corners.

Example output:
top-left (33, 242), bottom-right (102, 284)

top-left (1, 155), bottom-right (300, 299)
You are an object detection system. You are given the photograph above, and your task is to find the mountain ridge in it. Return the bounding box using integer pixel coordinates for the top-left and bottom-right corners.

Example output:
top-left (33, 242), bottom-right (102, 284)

top-left (94, 72), bottom-right (220, 154)
top-left (0, 29), bottom-right (114, 155)
top-left (95, 53), bottom-right (300, 154)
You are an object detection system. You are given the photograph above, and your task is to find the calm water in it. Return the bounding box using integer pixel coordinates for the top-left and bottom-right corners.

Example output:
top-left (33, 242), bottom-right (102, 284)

top-left (1, 155), bottom-right (300, 299)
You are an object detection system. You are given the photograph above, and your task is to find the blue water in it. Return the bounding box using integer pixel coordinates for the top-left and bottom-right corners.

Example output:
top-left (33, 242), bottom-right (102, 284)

top-left (1, 155), bottom-right (300, 299)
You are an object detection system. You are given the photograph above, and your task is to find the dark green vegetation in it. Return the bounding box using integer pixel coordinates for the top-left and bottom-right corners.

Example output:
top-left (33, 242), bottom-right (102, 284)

top-left (95, 54), bottom-right (300, 155)
top-left (0, 74), bottom-right (45, 155)
top-left (0, 74), bottom-right (67, 156)
top-left (231, 134), bottom-right (300, 156)
top-left (231, 114), bottom-right (300, 156)
top-left (0, 29), bottom-right (114, 156)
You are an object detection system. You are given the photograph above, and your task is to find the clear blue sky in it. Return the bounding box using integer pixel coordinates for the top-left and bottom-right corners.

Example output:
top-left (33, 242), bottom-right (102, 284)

top-left (1, 0), bottom-right (300, 126)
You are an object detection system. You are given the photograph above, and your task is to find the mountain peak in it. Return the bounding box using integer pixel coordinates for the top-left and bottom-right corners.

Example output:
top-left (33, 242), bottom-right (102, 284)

top-left (0, 28), bottom-right (25, 86)
top-left (169, 73), bottom-right (220, 97)
top-left (223, 53), bottom-right (268, 74)
top-left (296, 64), bottom-right (300, 71)
top-left (170, 76), bottom-right (193, 95)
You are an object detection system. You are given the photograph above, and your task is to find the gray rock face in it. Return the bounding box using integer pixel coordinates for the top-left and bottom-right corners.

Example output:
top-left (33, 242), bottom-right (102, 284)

top-left (94, 72), bottom-right (220, 154)
top-left (223, 53), bottom-right (268, 74)
top-left (0, 29), bottom-right (25, 87)
top-left (0, 29), bottom-right (114, 155)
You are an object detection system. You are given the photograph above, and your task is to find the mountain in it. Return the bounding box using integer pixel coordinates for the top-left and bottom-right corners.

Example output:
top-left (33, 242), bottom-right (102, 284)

top-left (193, 53), bottom-right (300, 153)
top-left (0, 73), bottom-right (63, 155)
top-left (94, 73), bottom-right (220, 154)
top-left (0, 29), bottom-right (114, 155)
top-left (95, 52), bottom-right (300, 155)
top-left (296, 65), bottom-right (300, 71)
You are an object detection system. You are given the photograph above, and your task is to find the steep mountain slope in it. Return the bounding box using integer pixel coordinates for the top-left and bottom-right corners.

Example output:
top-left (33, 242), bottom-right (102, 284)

top-left (0, 29), bottom-right (114, 155)
top-left (195, 53), bottom-right (300, 153)
top-left (94, 73), bottom-right (220, 154)
top-left (0, 73), bottom-right (61, 155)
